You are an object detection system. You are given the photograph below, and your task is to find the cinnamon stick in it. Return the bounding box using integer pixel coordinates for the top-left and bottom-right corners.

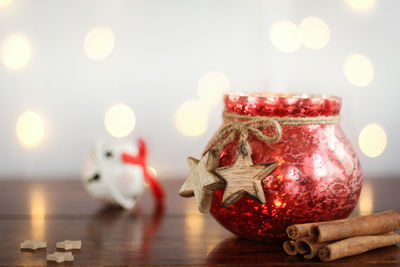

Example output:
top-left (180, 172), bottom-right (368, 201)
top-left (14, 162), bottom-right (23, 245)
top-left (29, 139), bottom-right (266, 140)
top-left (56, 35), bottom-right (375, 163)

top-left (286, 223), bottom-right (315, 240)
top-left (311, 210), bottom-right (400, 243)
top-left (318, 232), bottom-right (400, 262)
top-left (295, 236), bottom-right (330, 259)
top-left (283, 240), bottom-right (298, 256)
top-left (286, 218), bottom-right (347, 240)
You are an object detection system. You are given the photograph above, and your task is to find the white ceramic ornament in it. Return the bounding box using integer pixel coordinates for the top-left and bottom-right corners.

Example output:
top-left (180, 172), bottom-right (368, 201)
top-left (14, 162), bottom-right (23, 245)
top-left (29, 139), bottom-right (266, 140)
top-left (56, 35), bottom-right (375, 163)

top-left (81, 140), bottom-right (145, 209)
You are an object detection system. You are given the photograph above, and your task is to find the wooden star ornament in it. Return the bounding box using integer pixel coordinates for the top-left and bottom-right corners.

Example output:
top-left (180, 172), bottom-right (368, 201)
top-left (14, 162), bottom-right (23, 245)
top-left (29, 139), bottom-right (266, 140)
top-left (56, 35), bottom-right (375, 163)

top-left (214, 146), bottom-right (278, 207)
top-left (56, 240), bottom-right (82, 250)
top-left (20, 240), bottom-right (46, 250)
top-left (179, 151), bottom-right (224, 213)
top-left (47, 252), bottom-right (74, 263)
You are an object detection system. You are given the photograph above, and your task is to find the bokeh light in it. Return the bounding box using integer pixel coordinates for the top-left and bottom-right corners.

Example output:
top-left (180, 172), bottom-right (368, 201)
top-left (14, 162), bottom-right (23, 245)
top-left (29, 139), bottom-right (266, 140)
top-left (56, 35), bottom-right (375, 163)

top-left (197, 72), bottom-right (231, 107)
top-left (270, 20), bottom-right (302, 53)
top-left (185, 200), bottom-right (204, 239)
top-left (147, 166), bottom-right (157, 177)
top-left (1, 34), bottom-right (32, 70)
top-left (358, 182), bottom-right (374, 216)
top-left (16, 111), bottom-right (45, 149)
top-left (359, 123), bottom-right (387, 158)
top-left (84, 27), bottom-right (115, 60)
top-left (104, 104), bottom-right (136, 138)
top-left (174, 100), bottom-right (209, 137)
top-left (299, 17), bottom-right (330, 50)
top-left (30, 186), bottom-right (46, 241)
top-left (346, 0), bottom-right (375, 10)
top-left (0, 0), bottom-right (14, 8)
top-left (343, 54), bottom-right (374, 87)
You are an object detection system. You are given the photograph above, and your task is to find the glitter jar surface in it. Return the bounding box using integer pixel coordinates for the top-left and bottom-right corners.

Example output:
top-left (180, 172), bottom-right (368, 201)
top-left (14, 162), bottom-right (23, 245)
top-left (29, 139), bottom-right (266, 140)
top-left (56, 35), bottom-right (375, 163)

top-left (210, 93), bottom-right (362, 241)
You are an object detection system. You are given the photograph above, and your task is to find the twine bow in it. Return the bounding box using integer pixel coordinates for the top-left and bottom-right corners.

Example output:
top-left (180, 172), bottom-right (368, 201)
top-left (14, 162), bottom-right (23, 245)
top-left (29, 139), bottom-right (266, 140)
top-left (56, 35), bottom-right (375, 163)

top-left (203, 113), bottom-right (282, 156)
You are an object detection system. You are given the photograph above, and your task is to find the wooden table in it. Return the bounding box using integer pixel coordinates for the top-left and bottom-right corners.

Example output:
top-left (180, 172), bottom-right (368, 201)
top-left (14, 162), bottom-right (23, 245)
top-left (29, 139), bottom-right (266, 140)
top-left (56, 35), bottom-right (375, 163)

top-left (0, 178), bottom-right (399, 266)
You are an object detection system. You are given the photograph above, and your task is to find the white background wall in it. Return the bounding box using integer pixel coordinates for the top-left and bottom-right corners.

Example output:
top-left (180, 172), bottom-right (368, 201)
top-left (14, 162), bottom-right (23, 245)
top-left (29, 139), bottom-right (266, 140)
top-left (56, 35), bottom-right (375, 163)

top-left (0, 0), bottom-right (398, 179)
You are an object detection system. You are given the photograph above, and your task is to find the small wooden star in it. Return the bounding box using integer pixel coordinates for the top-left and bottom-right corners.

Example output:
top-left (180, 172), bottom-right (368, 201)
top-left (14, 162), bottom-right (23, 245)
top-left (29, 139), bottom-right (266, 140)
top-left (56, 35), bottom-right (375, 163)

top-left (214, 146), bottom-right (278, 207)
top-left (47, 252), bottom-right (74, 263)
top-left (179, 151), bottom-right (224, 213)
top-left (20, 240), bottom-right (46, 250)
top-left (56, 240), bottom-right (82, 250)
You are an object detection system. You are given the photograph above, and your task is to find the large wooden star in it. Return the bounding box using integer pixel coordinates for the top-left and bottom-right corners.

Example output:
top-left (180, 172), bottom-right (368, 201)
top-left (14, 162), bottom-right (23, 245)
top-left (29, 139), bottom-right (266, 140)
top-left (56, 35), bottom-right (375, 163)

top-left (179, 151), bottom-right (224, 213)
top-left (214, 148), bottom-right (278, 207)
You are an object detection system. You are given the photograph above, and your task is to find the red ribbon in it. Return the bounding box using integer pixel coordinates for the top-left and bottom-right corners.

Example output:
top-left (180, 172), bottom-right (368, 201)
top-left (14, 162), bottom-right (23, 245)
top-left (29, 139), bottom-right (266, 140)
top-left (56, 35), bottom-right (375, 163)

top-left (121, 139), bottom-right (164, 203)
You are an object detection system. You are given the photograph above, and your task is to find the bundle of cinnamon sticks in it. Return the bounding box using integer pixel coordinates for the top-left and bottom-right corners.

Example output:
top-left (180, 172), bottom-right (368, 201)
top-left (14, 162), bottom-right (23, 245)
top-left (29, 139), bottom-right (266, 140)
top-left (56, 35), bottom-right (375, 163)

top-left (283, 210), bottom-right (400, 262)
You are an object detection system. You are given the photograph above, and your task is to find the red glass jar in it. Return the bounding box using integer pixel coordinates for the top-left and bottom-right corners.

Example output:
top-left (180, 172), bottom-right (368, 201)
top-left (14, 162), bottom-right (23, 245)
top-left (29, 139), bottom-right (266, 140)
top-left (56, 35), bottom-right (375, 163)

top-left (210, 93), bottom-right (362, 241)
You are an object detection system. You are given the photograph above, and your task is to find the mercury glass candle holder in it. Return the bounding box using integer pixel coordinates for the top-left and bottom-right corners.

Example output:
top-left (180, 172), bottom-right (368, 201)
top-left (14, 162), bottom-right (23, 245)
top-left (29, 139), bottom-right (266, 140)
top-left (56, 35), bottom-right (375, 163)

top-left (210, 93), bottom-right (363, 240)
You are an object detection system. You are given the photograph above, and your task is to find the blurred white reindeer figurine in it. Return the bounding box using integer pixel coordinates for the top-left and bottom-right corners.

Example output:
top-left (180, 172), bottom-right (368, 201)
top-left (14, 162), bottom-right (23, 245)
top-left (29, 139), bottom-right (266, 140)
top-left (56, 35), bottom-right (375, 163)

top-left (82, 139), bottom-right (164, 209)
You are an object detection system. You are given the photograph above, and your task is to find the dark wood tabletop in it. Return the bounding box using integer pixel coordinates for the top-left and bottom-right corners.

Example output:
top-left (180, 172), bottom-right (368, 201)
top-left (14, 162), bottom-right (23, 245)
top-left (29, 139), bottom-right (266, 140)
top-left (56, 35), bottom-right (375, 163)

top-left (0, 177), bottom-right (399, 266)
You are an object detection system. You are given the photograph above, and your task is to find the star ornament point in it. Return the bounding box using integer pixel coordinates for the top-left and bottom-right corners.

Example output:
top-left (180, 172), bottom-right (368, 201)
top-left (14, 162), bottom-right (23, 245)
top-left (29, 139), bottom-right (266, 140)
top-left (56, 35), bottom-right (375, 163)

top-left (214, 150), bottom-right (278, 207)
top-left (178, 157), bottom-right (199, 197)
top-left (179, 151), bottom-right (223, 213)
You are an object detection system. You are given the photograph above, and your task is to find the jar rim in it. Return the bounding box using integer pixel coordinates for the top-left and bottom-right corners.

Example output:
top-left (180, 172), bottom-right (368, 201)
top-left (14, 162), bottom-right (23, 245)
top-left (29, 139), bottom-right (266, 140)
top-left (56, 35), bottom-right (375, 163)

top-left (224, 92), bottom-right (341, 101)
top-left (224, 92), bottom-right (341, 117)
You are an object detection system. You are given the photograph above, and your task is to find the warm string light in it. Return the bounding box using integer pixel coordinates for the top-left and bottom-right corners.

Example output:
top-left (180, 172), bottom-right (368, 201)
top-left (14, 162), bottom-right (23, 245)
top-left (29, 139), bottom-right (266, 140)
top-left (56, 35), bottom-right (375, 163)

top-left (197, 72), bottom-right (231, 107)
top-left (270, 17), bottom-right (330, 52)
top-left (104, 104), bottom-right (136, 138)
top-left (270, 20), bottom-right (302, 53)
top-left (84, 27), bottom-right (115, 60)
top-left (299, 17), bottom-right (330, 50)
top-left (16, 111), bottom-right (45, 149)
top-left (343, 54), bottom-right (374, 87)
top-left (0, 0), bottom-right (13, 8)
top-left (1, 34), bottom-right (32, 70)
top-left (175, 72), bottom-right (230, 137)
top-left (174, 100), bottom-right (209, 137)
top-left (346, 0), bottom-right (375, 10)
top-left (359, 123), bottom-right (387, 158)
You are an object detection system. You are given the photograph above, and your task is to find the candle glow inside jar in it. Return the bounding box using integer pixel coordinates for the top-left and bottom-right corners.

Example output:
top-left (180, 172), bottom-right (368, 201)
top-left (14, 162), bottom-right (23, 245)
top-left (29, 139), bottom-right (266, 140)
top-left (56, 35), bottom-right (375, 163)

top-left (210, 93), bottom-right (362, 240)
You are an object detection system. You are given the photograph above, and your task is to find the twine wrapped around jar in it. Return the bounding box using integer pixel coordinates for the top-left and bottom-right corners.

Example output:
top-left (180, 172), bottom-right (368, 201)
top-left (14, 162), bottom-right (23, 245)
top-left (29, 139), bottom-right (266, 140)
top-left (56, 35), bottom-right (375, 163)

top-left (204, 111), bottom-right (341, 157)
